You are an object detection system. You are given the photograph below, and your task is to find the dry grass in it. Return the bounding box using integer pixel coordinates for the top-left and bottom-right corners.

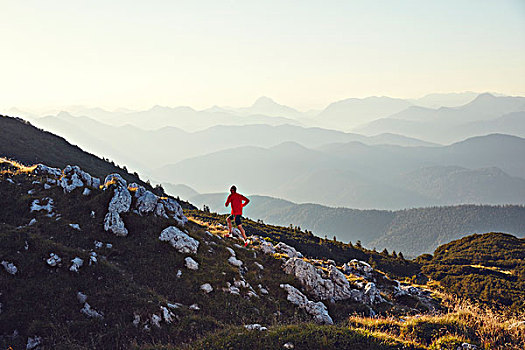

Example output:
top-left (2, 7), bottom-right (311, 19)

top-left (348, 294), bottom-right (525, 349)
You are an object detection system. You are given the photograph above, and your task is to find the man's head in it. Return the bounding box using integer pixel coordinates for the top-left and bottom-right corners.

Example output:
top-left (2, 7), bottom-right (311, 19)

top-left (230, 185), bottom-right (237, 193)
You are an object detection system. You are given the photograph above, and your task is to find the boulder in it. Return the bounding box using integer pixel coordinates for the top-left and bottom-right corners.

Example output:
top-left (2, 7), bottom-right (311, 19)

top-left (34, 164), bottom-right (62, 178)
top-left (275, 242), bottom-right (302, 258)
top-left (159, 226), bottom-right (199, 254)
top-left (363, 282), bottom-right (385, 304)
top-left (103, 174), bottom-right (132, 236)
top-left (280, 284), bottom-right (333, 325)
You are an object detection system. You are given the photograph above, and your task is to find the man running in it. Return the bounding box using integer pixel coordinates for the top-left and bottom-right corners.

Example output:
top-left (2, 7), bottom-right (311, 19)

top-left (225, 185), bottom-right (250, 245)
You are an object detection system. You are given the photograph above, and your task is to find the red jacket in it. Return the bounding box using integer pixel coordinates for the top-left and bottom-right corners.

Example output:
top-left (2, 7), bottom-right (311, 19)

top-left (225, 192), bottom-right (249, 215)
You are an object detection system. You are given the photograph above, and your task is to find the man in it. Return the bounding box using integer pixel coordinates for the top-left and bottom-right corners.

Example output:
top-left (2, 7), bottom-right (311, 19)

top-left (225, 185), bottom-right (250, 246)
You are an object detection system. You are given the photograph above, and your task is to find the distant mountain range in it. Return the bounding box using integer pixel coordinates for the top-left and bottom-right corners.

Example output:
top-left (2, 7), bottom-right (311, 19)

top-left (157, 134), bottom-right (525, 209)
top-left (185, 192), bottom-right (525, 257)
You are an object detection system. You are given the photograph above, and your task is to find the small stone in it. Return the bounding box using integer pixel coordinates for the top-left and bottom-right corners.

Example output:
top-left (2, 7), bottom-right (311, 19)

top-left (159, 226), bottom-right (200, 254)
top-left (254, 262), bottom-right (264, 270)
top-left (244, 324), bottom-right (267, 331)
top-left (176, 269), bottom-right (182, 278)
top-left (82, 188), bottom-right (91, 196)
top-left (228, 256), bottom-right (243, 267)
top-left (226, 247), bottom-right (236, 256)
top-left (106, 243), bottom-right (113, 248)
top-left (90, 211), bottom-right (96, 218)
top-left (26, 335), bottom-right (42, 350)
top-left (46, 253), bottom-right (61, 267)
top-left (161, 306), bottom-right (175, 323)
top-left (27, 189), bottom-right (36, 195)
top-left (133, 313), bottom-right (140, 327)
top-left (70, 257), bottom-right (84, 272)
top-left (200, 283), bottom-right (213, 293)
top-left (81, 302), bottom-right (103, 319)
top-left (167, 302), bottom-right (183, 309)
top-left (151, 314), bottom-right (162, 328)
top-left (69, 223), bottom-right (81, 230)
top-left (77, 292), bottom-right (88, 304)
top-left (189, 304), bottom-right (200, 311)
top-left (28, 219), bottom-right (37, 226)
top-left (94, 241), bottom-right (103, 249)
top-left (185, 257), bottom-right (199, 270)
top-left (43, 184), bottom-right (51, 190)
top-left (283, 342), bottom-right (295, 349)
top-left (1, 261), bottom-right (18, 275)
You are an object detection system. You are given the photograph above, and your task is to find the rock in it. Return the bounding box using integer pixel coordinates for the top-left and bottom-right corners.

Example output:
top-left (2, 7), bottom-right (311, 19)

top-left (189, 304), bottom-right (200, 311)
top-left (82, 188), bottom-right (91, 196)
top-left (34, 164), bottom-right (62, 178)
top-left (280, 284), bottom-right (333, 325)
top-left (1, 261), bottom-right (18, 275)
top-left (161, 306), bottom-right (175, 323)
top-left (259, 240), bottom-right (276, 255)
top-left (244, 324), bottom-right (267, 331)
top-left (176, 269), bottom-right (182, 278)
top-left (283, 342), bottom-right (295, 349)
top-left (254, 262), bottom-right (264, 270)
top-left (167, 302), bottom-right (183, 310)
top-left (228, 256), bottom-right (243, 267)
top-left (231, 228), bottom-right (242, 239)
top-left (46, 253), bottom-right (62, 267)
top-left (258, 284), bottom-right (269, 294)
top-left (77, 292), bottom-right (88, 304)
top-left (90, 211), bottom-right (96, 218)
top-left (201, 283), bottom-right (213, 293)
top-left (28, 218), bottom-right (37, 226)
top-left (70, 257), bottom-right (84, 272)
top-left (81, 303), bottom-right (103, 319)
top-left (275, 242), bottom-right (302, 258)
top-left (459, 343), bottom-right (478, 350)
top-left (135, 190), bottom-right (159, 214)
top-left (133, 313), bottom-right (141, 327)
top-left (26, 335), bottom-right (42, 350)
top-left (24, 241), bottom-right (29, 250)
top-left (185, 257), bottom-right (199, 270)
top-left (103, 174), bottom-right (132, 236)
top-left (94, 241), bottom-right (103, 249)
top-left (160, 197), bottom-right (188, 226)
top-left (151, 314), bottom-right (162, 328)
top-left (89, 252), bottom-right (97, 265)
top-left (30, 198), bottom-right (54, 213)
top-left (226, 247), bottom-right (236, 256)
top-left (106, 243), bottom-right (112, 248)
top-left (159, 226), bottom-right (199, 254)
top-left (60, 165), bottom-right (87, 193)
top-left (363, 282), bottom-right (385, 304)
top-left (343, 260), bottom-right (374, 277)
top-left (27, 189), bottom-right (36, 195)
top-left (69, 223), bottom-right (81, 230)
top-left (43, 184), bottom-right (51, 190)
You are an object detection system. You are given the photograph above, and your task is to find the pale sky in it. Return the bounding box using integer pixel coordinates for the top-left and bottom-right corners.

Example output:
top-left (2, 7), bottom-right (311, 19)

top-left (1, 0), bottom-right (524, 112)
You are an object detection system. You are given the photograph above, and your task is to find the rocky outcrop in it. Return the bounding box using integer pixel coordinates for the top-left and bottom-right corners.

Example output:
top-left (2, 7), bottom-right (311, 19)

top-left (129, 183), bottom-right (187, 226)
top-left (103, 174), bottom-right (132, 236)
top-left (280, 284), bottom-right (333, 325)
top-left (275, 242), bottom-right (302, 258)
top-left (159, 226), bottom-right (199, 254)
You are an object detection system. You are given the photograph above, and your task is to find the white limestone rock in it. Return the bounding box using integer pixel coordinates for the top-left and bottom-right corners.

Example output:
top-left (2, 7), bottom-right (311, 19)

top-left (34, 164), bottom-right (62, 178)
top-left (259, 240), bottom-right (276, 255)
top-left (69, 223), bottom-right (81, 230)
top-left (1, 261), bottom-right (18, 275)
top-left (275, 242), bottom-right (302, 258)
top-left (228, 256), bottom-right (243, 267)
top-left (46, 253), bottom-right (61, 267)
top-left (30, 198), bottom-right (53, 214)
top-left (77, 292), bottom-right (88, 304)
top-left (81, 302), bottom-right (103, 319)
top-left (189, 304), bottom-right (200, 311)
top-left (103, 174), bottom-right (131, 236)
top-left (151, 314), bottom-right (162, 328)
top-left (43, 183), bottom-right (51, 190)
top-left (200, 283), bottom-right (213, 294)
top-left (89, 252), bottom-right (97, 265)
top-left (70, 257), bottom-right (84, 272)
top-left (280, 284), bottom-right (333, 325)
top-left (82, 188), bottom-right (91, 196)
top-left (244, 324), bottom-right (267, 331)
top-left (27, 189), bottom-right (36, 195)
top-left (226, 247), bottom-right (236, 257)
top-left (159, 226), bottom-right (199, 254)
top-left (135, 190), bottom-right (159, 215)
top-left (26, 335), bottom-right (42, 350)
top-left (254, 262), bottom-right (264, 270)
top-left (161, 306), bottom-right (175, 323)
top-left (363, 282), bottom-right (385, 304)
top-left (185, 257), bottom-right (199, 270)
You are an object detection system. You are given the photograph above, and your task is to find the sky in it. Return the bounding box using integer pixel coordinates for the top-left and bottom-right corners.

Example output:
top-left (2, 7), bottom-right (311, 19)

top-left (1, 0), bottom-right (524, 112)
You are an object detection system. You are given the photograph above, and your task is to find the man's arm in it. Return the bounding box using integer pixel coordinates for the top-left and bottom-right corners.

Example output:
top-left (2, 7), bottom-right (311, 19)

top-left (225, 194), bottom-right (231, 207)
top-left (242, 195), bottom-right (250, 207)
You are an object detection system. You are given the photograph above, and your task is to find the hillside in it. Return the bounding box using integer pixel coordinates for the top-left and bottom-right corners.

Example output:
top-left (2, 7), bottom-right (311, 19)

top-left (0, 115), bottom-right (152, 191)
top-left (187, 193), bottom-right (525, 257)
top-left (420, 233), bottom-right (525, 313)
top-left (2, 161), bottom-right (524, 349)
